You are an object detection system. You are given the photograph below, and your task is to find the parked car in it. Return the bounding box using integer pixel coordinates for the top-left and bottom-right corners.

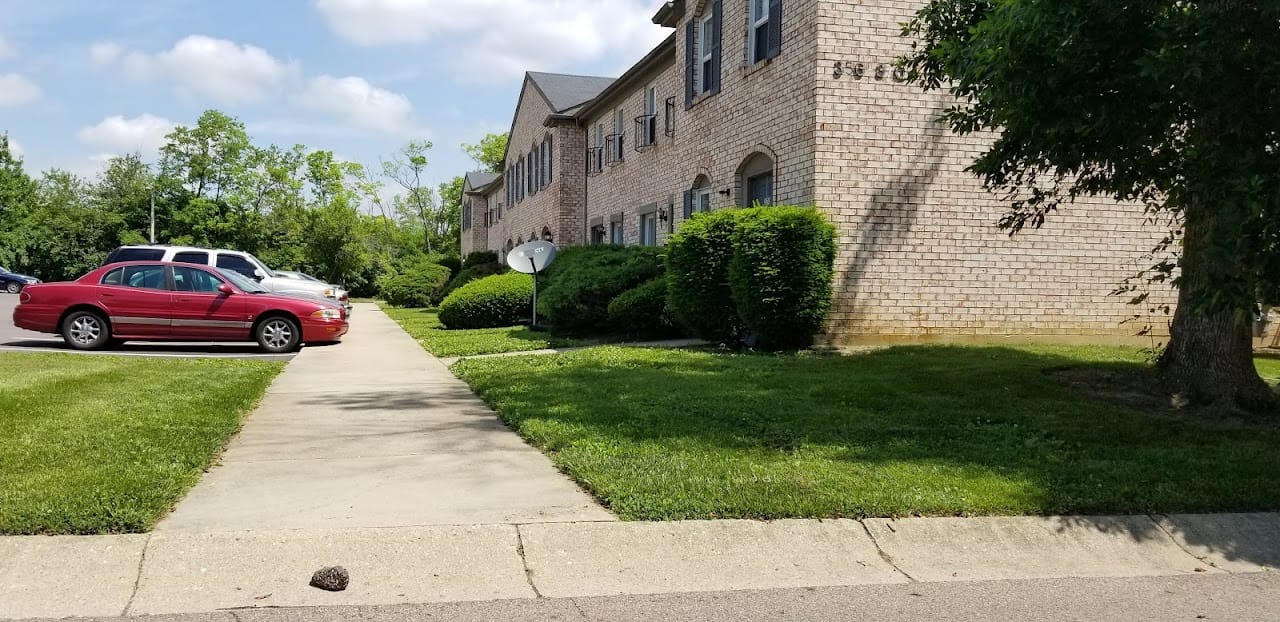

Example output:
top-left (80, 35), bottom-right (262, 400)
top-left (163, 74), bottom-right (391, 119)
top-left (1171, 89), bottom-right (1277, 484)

top-left (274, 270), bottom-right (354, 314)
top-left (0, 266), bottom-right (40, 294)
top-left (13, 262), bottom-right (348, 353)
top-left (102, 245), bottom-right (351, 311)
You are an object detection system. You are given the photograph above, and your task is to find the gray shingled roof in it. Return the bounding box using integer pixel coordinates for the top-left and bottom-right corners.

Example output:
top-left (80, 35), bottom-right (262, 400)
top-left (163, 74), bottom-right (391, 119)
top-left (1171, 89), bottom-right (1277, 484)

top-left (527, 71), bottom-right (616, 113)
top-left (464, 171), bottom-right (501, 193)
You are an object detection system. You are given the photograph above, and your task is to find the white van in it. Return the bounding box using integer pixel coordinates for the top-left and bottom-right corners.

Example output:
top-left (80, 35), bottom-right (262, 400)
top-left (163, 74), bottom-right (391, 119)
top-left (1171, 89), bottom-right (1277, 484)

top-left (102, 245), bottom-right (351, 312)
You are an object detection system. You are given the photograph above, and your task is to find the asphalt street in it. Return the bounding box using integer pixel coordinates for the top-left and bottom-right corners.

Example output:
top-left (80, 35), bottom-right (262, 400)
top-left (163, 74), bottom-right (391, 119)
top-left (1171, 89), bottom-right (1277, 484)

top-left (0, 292), bottom-right (295, 361)
top-left (18, 573), bottom-right (1280, 622)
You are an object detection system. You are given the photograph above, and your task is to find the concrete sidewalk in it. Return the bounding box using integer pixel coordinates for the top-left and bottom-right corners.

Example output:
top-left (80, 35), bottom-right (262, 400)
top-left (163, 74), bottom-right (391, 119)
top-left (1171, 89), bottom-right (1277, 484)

top-left (158, 303), bottom-right (611, 531)
top-left (1, 514), bottom-right (1276, 619)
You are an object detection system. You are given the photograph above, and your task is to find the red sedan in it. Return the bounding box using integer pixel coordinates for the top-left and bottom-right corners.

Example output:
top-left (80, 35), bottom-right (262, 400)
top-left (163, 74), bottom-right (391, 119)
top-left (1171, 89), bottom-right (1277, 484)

top-left (13, 262), bottom-right (348, 353)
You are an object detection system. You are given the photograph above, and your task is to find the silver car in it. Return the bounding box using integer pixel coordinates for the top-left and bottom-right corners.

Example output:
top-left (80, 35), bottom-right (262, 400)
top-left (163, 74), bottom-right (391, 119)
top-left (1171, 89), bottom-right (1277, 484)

top-left (276, 270), bottom-right (353, 314)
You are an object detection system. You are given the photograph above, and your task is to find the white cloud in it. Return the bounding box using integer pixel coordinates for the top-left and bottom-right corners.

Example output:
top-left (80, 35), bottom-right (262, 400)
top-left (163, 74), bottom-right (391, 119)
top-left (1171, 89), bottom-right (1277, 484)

top-left (89, 41), bottom-right (124, 65)
top-left (77, 114), bottom-right (177, 155)
top-left (296, 75), bottom-right (422, 134)
top-left (7, 137), bottom-right (23, 158)
top-left (314, 0), bottom-right (670, 81)
top-left (99, 36), bottom-right (298, 104)
top-left (0, 35), bottom-right (14, 59)
top-left (0, 73), bottom-right (42, 106)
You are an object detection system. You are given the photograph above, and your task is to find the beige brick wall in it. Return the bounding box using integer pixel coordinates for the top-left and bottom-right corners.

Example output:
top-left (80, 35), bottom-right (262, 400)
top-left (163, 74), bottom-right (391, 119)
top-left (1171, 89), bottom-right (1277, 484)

top-left (812, 0), bottom-right (1177, 343)
top-left (583, 0), bottom-right (820, 246)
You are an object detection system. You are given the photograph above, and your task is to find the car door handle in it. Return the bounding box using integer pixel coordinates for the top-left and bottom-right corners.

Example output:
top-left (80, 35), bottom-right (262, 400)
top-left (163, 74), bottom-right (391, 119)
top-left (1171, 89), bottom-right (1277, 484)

top-left (101, 292), bottom-right (116, 298)
top-left (176, 297), bottom-right (191, 303)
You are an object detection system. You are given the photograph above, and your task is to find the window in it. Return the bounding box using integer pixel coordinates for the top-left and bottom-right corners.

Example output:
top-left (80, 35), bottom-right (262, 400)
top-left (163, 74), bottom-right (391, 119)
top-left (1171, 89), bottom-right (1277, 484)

top-left (611, 108), bottom-right (626, 162)
top-left (546, 135), bottom-right (554, 183)
top-left (172, 266), bottom-right (225, 293)
top-left (517, 156), bottom-right (525, 202)
top-left (101, 268), bottom-right (123, 286)
top-left (122, 265), bottom-right (167, 290)
top-left (684, 177), bottom-right (716, 219)
top-left (591, 225), bottom-right (607, 245)
top-left (687, 2), bottom-right (721, 106)
top-left (596, 123), bottom-right (605, 169)
top-left (639, 213), bottom-right (658, 246)
top-left (697, 187), bottom-right (714, 213)
top-left (109, 248), bottom-right (165, 263)
top-left (748, 172), bottom-right (774, 206)
top-left (215, 254), bottom-right (259, 280)
top-left (638, 85), bottom-right (658, 148)
top-left (610, 220), bottom-right (624, 245)
top-left (700, 13), bottom-right (716, 92)
top-left (529, 149), bottom-right (537, 195)
top-left (749, 0), bottom-right (781, 65)
top-left (172, 251), bottom-right (209, 266)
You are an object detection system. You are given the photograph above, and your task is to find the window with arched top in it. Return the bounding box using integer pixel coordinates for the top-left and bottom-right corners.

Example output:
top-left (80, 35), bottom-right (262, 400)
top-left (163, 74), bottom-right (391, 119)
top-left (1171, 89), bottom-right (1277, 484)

top-left (737, 152), bottom-right (775, 206)
top-left (682, 174), bottom-right (714, 219)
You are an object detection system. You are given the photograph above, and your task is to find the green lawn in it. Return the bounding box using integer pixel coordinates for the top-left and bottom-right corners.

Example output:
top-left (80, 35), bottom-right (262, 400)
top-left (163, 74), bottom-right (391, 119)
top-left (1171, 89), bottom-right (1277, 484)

top-left (382, 306), bottom-right (592, 357)
top-left (452, 345), bottom-right (1280, 521)
top-left (0, 353), bottom-right (282, 534)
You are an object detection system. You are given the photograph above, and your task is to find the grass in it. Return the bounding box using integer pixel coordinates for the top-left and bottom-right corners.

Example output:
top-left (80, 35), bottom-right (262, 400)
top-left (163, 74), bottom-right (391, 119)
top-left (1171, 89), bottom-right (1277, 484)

top-left (0, 353), bottom-right (282, 534)
top-left (381, 305), bottom-right (593, 357)
top-left (452, 344), bottom-right (1280, 521)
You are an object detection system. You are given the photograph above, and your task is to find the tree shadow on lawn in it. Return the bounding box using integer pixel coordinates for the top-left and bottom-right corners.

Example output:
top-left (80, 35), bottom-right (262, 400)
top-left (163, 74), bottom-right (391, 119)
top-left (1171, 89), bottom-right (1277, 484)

top-left (455, 344), bottom-right (1280, 567)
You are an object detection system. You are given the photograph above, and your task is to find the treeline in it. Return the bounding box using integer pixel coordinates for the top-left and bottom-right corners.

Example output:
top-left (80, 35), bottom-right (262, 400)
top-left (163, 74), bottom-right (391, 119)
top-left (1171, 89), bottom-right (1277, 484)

top-left (0, 110), bottom-right (506, 296)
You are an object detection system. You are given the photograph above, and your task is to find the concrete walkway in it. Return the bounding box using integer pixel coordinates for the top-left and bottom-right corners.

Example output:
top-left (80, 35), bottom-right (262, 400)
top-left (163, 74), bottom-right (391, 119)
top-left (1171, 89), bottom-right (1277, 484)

top-left (159, 303), bottom-right (612, 531)
top-left (2, 514), bottom-right (1277, 618)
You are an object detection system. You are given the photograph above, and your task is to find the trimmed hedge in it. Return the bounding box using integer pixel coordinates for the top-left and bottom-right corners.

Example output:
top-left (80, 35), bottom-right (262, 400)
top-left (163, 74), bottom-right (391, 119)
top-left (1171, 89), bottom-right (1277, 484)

top-left (438, 272), bottom-right (534, 329)
top-left (538, 245), bottom-right (665, 336)
top-left (607, 277), bottom-right (680, 338)
top-left (380, 263), bottom-right (452, 308)
top-left (463, 251), bottom-right (499, 269)
top-left (432, 262), bottom-right (506, 305)
top-left (729, 207), bottom-right (837, 350)
top-left (665, 210), bottom-right (743, 342)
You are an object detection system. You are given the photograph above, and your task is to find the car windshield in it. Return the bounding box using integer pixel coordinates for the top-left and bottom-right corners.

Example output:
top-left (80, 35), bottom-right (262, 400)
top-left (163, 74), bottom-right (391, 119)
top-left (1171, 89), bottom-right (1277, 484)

top-left (297, 272), bottom-right (321, 283)
top-left (217, 268), bottom-right (269, 293)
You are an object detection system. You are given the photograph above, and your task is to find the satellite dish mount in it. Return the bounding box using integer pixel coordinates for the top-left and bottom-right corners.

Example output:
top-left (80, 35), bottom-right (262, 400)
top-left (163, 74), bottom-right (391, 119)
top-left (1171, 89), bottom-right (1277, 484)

top-left (506, 240), bottom-right (558, 331)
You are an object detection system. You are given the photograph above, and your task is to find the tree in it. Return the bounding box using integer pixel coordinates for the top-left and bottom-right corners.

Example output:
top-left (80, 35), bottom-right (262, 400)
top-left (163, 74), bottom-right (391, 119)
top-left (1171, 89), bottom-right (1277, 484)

top-left (462, 133), bottom-right (508, 173)
top-left (381, 140), bottom-right (438, 253)
top-left (436, 176), bottom-right (464, 256)
top-left (903, 0), bottom-right (1280, 412)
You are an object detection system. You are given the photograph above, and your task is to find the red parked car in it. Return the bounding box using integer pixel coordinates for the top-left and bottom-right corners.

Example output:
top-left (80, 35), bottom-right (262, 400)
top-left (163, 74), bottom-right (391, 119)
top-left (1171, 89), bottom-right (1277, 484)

top-left (13, 262), bottom-right (348, 353)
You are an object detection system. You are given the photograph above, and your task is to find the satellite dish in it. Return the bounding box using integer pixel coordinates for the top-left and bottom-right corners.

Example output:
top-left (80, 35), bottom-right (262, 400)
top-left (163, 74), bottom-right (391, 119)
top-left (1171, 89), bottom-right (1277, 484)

top-left (507, 240), bottom-right (557, 275)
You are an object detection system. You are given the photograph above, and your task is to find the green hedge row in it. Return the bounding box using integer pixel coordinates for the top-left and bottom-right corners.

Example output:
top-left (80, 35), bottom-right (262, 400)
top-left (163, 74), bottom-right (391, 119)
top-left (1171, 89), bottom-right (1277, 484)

top-left (667, 206), bottom-right (836, 350)
top-left (438, 272), bottom-right (534, 329)
top-left (537, 245), bottom-right (665, 336)
top-left (379, 263), bottom-right (452, 308)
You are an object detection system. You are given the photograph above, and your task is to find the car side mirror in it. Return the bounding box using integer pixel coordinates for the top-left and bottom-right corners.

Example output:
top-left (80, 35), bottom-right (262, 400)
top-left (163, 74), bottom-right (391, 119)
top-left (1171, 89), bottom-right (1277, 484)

top-left (217, 284), bottom-right (235, 296)
top-left (252, 269), bottom-right (265, 281)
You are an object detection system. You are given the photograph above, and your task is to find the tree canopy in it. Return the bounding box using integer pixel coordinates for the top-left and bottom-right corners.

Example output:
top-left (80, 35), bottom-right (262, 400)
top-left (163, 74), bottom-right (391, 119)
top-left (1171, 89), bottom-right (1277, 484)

top-left (903, 0), bottom-right (1280, 411)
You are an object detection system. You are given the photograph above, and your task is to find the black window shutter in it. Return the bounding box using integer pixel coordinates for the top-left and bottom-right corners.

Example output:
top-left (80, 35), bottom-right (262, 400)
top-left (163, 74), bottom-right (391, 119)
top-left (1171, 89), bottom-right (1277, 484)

top-left (767, 0), bottom-right (782, 60)
top-left (685, 21), bottom-right (696, 109)
top-left (548, 136), bottom-right (554, 182)
top-left (683, 190), bottom-right (694, 219)
top-left (711, 0), bottom-right (723, 94)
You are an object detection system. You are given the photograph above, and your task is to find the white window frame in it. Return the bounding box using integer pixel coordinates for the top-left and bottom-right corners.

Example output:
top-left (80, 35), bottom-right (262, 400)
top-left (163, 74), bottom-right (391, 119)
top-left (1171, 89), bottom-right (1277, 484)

top-left (640, 213), bottom-right (657, 246)
top-left (749, 0), bottom-right (769, 65)
top-left (642, 85), bottom-right (658, 146)
top-left (594, 123), bottom-right (605, 171)
top-left (696, 187), bottom-right (713, 213)
top-left (699, 12), bottom-right (715, 93)
top-left (613, 108), bottom-right (626, 161)
top-left (610, 221), bottom-right (624, 245)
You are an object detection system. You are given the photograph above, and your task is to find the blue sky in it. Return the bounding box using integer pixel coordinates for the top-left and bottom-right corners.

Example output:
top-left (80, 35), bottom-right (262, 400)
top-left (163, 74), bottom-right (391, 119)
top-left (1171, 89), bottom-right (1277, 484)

top-left (0, 0), bottom-right (671, 195)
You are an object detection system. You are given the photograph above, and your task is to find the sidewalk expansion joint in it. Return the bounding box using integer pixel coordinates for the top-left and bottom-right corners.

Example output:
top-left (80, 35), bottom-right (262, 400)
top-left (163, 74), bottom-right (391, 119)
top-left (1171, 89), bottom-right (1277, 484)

top-left (121, 532), bottom-right (153, 616)
top-left (514, 524), bottom-right (544, 598)
top-left (858, 519), bottom-right (917, 583)
top-left (1149, 514), bottom-right (1223, 573)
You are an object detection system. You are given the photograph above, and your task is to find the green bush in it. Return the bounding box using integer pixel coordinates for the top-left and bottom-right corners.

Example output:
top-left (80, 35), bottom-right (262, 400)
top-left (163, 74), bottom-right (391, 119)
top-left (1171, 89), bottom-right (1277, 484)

top-left (380, 263), bottom-right (452, 308)
top-left (437, 255), bottom-right (462, 279)
top-left (729, 207), bottom-right (837, 350)
top-left (463, 251), bottom-right (500, 269)
top-left (608, 278), bottom-right (682, 338)
top-left (538, 245), bottom-right (665, 335)
top-left (433, 262), bottom-right (507, 305)
top-left (438, 272), bottom-right (535, 329)
top-left (665, 210), bottom-right (744, 342)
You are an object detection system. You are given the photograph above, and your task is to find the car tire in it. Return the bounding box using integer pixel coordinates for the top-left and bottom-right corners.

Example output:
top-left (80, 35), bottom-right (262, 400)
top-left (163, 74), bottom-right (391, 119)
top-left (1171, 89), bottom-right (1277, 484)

top-left (4, 281), bottom-right (19, 294)
top-left (62, 310), bottom-right (111, 351)
top-left (255, 315), bottom-right (301, 353)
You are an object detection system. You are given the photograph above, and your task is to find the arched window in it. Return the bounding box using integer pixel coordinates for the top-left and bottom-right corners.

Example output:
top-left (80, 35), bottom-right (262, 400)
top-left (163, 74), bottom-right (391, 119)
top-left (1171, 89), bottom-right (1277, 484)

top-left (682, 174), bottom-right (714, 219)
top-left (737, 152), bottom-right (775, 206)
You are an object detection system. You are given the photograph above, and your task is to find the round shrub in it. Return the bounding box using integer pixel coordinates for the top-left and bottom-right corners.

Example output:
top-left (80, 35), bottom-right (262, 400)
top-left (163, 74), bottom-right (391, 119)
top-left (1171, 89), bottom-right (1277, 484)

top-left (380, 263), bottom-right (452, 308)
top-left (607, 277), bottom-right (681, 338)
top-left (665, 210), bottom-right (744, 342)
top-left (437, 254), bottom-right (462, 279)
top-left (537, 245), bottom-right (665, 336)
top-left (463, 250), bottom-right (499, 269)
top-left (432, 261), bottom-right (506, 305)
top-left (438, 272), bottom-right (534, 329)
top-left (728, 207), bottom-right (837, 350)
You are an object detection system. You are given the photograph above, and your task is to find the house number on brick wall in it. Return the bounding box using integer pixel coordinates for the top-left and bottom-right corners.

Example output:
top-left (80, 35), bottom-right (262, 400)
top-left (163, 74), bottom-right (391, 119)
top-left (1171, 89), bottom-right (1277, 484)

top-left (833, 61), bottom-right (909, 83)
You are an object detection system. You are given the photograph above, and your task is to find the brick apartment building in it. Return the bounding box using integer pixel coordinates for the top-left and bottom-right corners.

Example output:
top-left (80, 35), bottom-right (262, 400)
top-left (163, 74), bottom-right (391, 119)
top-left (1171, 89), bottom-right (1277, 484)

top-left (461, 0), bottom-right (1175, 344)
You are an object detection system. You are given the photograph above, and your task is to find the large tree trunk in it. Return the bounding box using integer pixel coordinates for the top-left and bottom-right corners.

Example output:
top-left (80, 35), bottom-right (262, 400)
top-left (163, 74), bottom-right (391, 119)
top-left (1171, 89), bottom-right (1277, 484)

top-left (1157, 201), bottom-right (1276, 414)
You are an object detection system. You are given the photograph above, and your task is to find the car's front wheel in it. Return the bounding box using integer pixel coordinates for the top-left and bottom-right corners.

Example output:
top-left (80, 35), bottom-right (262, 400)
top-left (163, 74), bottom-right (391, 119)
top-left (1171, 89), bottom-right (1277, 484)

top-left (255, 315), bottom-right (301, 353)
top-left (62, 310), bottom-right (110, 350)
top-left (4, 281), bottom-right (20, 294)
